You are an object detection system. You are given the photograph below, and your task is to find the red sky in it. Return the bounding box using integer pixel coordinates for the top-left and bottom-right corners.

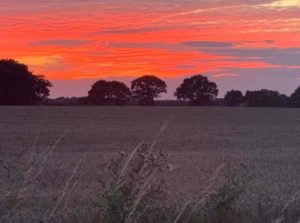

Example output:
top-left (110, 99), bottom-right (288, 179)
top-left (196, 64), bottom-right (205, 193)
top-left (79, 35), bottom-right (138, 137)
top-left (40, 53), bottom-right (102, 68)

top-left (1, 0), bottom-right (300, 98)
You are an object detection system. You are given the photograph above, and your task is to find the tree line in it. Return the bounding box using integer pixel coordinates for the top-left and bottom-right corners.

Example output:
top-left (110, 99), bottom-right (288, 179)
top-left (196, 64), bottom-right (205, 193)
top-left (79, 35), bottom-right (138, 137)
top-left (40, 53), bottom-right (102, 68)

top-left (1, 59), bottom-right (300, 107)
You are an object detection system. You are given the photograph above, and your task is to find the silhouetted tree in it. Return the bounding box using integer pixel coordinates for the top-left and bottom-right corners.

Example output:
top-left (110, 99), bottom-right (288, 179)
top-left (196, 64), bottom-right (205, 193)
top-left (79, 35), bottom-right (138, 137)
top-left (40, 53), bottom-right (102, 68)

top-left (131, 75), bottom-right (167, 105)
top-left (0, 59), bottom-right (52, 105)
top-left (224, 90), bottom-right (244, 106)
top-left (42, 97), bottom-right (88, 106)
top-left (289, 86), bottom-right (300, 107)
top-left (88, 80), bottom-right (131, 105)
top-left (175, 74), bottom-right (218, 106)
top-left (245, 89), bottom-right (287, 107)
top-left (279, 94), bottom-right (289, 107)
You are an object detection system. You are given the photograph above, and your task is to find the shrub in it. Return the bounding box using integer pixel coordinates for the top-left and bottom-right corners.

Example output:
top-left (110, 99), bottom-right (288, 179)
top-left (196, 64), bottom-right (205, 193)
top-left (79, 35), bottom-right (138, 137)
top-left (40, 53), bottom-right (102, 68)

top-left (99, 142), bottom-right (172, 223)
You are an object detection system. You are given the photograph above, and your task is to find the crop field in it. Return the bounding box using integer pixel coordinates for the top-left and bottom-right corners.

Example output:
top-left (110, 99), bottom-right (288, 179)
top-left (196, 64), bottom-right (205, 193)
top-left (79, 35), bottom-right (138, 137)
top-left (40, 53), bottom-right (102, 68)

top-left (1, 106), bottom-right (300, 222)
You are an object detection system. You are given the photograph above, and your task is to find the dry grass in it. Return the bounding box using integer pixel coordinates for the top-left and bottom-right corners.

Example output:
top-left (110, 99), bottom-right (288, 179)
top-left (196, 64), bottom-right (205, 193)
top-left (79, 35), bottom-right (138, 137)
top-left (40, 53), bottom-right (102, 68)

top-left (0, 130), bottom-right (86, 222)
top-left (0, 106), bottom-right (300, 222)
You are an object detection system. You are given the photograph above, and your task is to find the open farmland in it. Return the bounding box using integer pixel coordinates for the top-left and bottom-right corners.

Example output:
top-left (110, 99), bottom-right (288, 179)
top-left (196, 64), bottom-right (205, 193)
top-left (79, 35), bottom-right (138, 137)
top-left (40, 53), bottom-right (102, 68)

top-left (1, 106), bottom-right (300, 222)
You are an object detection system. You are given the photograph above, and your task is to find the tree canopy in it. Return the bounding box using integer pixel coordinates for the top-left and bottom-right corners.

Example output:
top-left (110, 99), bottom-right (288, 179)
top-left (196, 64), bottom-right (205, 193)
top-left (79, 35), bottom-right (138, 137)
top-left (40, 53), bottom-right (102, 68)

top-left (88, 80), bottom-right (131, 105)
top-left (0, 59), bottom-right (52, 105)
top-left (175, 74), bottom-right (218, 106)
top-left (131, 75), bottom-right (167, 105)
top-left (245, 89), bottom-right (287, 107)
top-left (3, 58), bottom-right (300, 108)
top-left (224, 90), bottom-right (244, 106)
top-left (290, 86), bottom-right (300, 107)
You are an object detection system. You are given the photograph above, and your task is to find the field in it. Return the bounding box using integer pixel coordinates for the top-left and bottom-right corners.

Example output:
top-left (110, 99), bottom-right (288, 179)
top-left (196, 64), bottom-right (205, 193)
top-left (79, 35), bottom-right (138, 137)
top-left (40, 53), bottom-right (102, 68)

top-left (1, 106), bottom-right (300, 222)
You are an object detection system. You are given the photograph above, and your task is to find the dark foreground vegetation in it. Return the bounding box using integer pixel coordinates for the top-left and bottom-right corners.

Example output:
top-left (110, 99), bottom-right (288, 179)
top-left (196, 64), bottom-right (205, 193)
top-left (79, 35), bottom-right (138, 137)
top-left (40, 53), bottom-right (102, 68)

top-left (1, 59), bottom-right (300, 107)
top-left (97, 143), bottom-right (300, 223)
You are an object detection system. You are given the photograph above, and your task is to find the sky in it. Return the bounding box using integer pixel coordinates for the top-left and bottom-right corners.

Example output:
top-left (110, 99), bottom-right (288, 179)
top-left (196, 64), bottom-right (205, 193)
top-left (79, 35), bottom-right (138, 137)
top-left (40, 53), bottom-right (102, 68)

top-left (1, 0), bottom-right (300, 98)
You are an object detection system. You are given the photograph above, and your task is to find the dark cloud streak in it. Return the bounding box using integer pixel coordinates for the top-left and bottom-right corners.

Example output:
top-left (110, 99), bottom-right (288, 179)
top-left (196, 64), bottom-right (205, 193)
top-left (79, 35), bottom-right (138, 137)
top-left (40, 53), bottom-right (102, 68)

top-left (30, 39), bottom-right (92, 47)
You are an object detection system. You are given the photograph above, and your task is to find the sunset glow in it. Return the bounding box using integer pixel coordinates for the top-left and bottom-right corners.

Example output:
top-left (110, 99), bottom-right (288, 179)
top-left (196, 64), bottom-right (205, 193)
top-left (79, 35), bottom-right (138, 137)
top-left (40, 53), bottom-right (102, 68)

top-left (1, 0), bottom-right (300, 98)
